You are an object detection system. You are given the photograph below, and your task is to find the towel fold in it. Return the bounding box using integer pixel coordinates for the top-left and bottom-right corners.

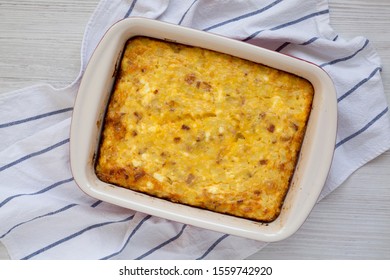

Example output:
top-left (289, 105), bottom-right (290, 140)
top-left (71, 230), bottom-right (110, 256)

top-left (1, 0), bottom-right (389, 259)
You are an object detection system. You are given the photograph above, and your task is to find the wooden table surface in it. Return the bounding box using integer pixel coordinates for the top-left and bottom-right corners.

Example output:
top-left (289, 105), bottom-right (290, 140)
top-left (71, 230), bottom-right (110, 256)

top-left (0, 0), bottom-right (389, 259)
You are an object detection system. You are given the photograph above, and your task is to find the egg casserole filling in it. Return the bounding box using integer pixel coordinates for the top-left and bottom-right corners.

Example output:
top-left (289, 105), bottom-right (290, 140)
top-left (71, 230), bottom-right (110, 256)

top-left (95, 36), bottom-right (314, 222)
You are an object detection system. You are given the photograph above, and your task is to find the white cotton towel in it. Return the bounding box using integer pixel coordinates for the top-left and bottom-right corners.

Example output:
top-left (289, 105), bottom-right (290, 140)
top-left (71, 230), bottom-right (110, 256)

top-left (1, 0), bottom-right (389, 260)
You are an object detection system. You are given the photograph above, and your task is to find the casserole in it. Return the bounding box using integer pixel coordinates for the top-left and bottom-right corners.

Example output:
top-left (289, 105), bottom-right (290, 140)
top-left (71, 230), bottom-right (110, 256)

top-left (70, 18), bottom-right (337, 242)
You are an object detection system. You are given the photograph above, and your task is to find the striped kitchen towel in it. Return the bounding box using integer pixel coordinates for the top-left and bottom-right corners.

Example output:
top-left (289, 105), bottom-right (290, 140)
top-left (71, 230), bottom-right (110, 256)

top-left (1, 0), bottom-right (389, 260)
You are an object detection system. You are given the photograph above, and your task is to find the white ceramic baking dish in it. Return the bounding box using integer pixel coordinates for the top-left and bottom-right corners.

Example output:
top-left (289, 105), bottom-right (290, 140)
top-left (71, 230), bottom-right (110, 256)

top-left (70, 17), bottom-right (337, 242)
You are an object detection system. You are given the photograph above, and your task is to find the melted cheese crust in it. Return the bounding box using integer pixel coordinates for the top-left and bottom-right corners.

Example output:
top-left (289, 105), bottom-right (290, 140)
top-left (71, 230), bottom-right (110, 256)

top-left (95, 36), bottom-right (314, 222)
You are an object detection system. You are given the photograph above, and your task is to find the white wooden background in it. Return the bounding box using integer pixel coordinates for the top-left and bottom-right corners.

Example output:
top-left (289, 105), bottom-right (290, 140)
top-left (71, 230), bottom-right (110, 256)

top-left (0, 0), bottom-right (389, 259)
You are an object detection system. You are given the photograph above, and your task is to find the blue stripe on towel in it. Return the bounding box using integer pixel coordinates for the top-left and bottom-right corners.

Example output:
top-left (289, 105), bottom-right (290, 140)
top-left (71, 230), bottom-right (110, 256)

top-left (320, 39), bottom-right (369, 68)
top-left (0, 107), bottom-right (73, 129)
top-left (336, 107), bottom-right (389, 149)
top-left (275, 42), bottom-right (291, 52)
top-left (203, 0), bottom-right (283, 32)
top-left (0, 203), bottom-right (77, 239)
top-left (0, 138), bottom-right (70, 172)
top-left (101, 215), bottom-right (152, 260)
top-left (274, 36), bottom-right (321, 52)
top-left (196, 234), bottom-right (229, 260)
top-left (301, 36), bottom-right (319, 45)
top-left (135, 224), bottom-right (187, 260)
top-left (0, 177), bottom-right (74, 208)
top-left (90, 200), bottom-right (103, 208)
top-left (243, 9), bottom-right (329, 41)
top-left (337, 67), bottom-right (382, 102)
top-left (178, 0), bottom-right (198, 25)
top-left (1, 200), bottom-right (103, 239)
top-left (21, 214), bottom-right (136, 260)
top-left (124, 0), bottom-right (138, 18)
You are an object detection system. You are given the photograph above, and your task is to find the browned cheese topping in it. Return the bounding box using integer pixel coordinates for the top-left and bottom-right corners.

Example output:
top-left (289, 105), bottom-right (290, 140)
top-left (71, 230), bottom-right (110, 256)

top-left (95, 36), bottom-right (314, 222)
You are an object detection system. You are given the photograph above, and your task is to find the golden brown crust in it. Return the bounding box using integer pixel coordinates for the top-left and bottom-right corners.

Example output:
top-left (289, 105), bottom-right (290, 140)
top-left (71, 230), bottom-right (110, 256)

top-left (95, 36), bottom-right (314, 222)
